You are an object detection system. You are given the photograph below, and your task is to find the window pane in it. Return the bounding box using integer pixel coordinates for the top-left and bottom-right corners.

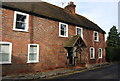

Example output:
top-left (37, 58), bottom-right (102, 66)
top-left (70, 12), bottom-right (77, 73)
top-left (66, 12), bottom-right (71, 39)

top-left (16, 14), bottom-right (26, 22)
top-left (61, 30), bottom-right (64, 35)
top-left (94, 32), bottom-right (97, 36)
top-left (91, 48), bottom-right (93, 58)
top-left (61, 24), bottom-right (66, 29)
top-left (29, 53), bottom-right (37, 61)
top-left (77, 28), bottom-right (81, 35)
top-left (64, 26), bottom-right (66, 36)
top-left (16, 22), bottom-right (26, 29)
top-left (94, 32), bottom-right (98, 41)
top-left (16, 14), bottom-right (27, 30)
top-left (95, 37), bottom-right (97, 40)
top-left (99, 49), bottom-right (101, 57)
top-left (30, 45), bottom-right (37, 53)
top-left (0, 53), bottom-right (9, 61)
top-left (64, 30), bottom-right (66, 36)
top-left (99, 49), bottom-right (102, 57)
top-left (60, 24), bottom-right (66, 36)
top-left (0, 44), bottom-right (9, 53)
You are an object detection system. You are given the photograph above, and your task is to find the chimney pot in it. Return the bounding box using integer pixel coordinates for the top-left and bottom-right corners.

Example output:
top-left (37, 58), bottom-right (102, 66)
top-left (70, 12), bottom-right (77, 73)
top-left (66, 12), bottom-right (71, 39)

top-left (64, 2), bottom-right (76, 14)
top-left (69, 2), bottom-right (74, 5)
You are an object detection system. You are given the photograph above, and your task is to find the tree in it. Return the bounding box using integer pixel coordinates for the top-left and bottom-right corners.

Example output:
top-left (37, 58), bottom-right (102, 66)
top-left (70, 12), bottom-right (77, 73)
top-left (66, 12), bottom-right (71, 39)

top-left (118, 33), bottom-right (120, 47)
top-left (107, 26), bottom-right (119, 47)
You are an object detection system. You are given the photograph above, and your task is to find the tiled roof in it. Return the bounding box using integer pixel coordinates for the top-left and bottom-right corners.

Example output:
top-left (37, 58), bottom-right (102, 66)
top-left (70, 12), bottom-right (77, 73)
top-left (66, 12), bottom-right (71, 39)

top-left (2, 2), bottom-right (106, 33)
top-left (64, 35), bottom-right (87, 48)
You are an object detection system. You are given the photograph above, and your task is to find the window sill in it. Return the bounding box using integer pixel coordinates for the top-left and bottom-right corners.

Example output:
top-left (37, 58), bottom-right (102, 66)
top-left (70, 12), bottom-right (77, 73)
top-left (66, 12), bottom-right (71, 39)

top-left (59, 35), bottom-right (68, 38)
top-left (90, 58), bottom-right (95, 60)
top-left (98, 57), bottom-right (102, 59)
top-left (0, 62), bottom-right (12, 64)
top-left (13, 29), bottom-right (28, 32)
top-left (27, 61), bottom-right (39, 63)
top-left (94, 40), bottom-right (99, 42)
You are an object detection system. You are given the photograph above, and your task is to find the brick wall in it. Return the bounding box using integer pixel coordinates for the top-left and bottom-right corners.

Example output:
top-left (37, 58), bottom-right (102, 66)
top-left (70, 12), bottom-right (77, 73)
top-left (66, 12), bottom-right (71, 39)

top-left (1, 8), bottom-right (106, 76)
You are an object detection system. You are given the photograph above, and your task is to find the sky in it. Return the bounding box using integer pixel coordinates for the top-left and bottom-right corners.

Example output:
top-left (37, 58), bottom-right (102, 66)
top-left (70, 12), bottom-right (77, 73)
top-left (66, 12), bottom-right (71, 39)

top-left (42, 0), bottom-right (119, 40)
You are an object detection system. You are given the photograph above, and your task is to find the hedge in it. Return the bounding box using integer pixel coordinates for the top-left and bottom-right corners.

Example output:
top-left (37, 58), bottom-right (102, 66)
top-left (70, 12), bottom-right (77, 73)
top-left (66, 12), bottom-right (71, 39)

top-left (106, 47), bottom-right (120, 62)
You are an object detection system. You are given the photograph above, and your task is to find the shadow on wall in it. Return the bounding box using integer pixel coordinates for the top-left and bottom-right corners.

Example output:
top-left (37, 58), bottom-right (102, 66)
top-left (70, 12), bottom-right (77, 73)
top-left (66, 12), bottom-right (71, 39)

top-left (2, 55), bottom-right (35, 76)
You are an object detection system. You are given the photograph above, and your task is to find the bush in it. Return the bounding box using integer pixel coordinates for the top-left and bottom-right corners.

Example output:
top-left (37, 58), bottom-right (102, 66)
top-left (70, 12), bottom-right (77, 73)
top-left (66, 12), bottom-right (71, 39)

top-left (106, 47), bottom-right (120, 62)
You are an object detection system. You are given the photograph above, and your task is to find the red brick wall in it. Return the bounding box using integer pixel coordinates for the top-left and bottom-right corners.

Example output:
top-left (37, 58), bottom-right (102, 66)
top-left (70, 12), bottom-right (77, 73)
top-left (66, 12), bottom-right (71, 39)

top-left (1, 8), bottom-right (106, 76)
top-left (2, 8), bottom-right (32, 76)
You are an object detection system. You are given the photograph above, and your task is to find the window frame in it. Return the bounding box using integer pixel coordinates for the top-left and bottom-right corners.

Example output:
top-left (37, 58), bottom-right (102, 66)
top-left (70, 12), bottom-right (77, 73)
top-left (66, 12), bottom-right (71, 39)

top-left (98, 48), bottom-right (102, 58)
top-left (76, 27), bottom-right (83, 38)
top-left (59, 22), bottom-right (68, 37)
top-left (0, 42), bottom-right (12, 64)
top-left (94, 31), bottom-right (99, 42)
top-left (13, 11), bottom-right (29, 32)
top-left (27, 44), bottom-right (39, 63)
top-left (90, 47), bottom-right (95, 59)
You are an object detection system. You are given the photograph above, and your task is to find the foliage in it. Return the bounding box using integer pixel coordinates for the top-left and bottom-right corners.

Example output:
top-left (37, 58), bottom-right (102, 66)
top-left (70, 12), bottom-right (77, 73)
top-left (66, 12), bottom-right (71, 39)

top-left (107, 26), bottom-right (120, 47)
top-left (106, 47), bottom-right (120, 62)
top-left (106, 26), bottom-right (120, 62)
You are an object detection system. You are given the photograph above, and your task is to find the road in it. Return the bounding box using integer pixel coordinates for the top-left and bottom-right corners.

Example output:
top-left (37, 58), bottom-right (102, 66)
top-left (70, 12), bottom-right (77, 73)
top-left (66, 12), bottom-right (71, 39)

top-left (50, 63), bottom-right (120, 79)
top-left (2, 63), bottom-right (119, 81)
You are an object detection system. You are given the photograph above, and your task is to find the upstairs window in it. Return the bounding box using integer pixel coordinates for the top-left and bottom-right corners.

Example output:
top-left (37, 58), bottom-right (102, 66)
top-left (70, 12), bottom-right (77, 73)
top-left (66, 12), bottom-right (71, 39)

top-left (94, 31), bottom-right (99, 41)
top-left (90, 47), bottom-right (95, 59)
top-left (59, 22), bottom-right (68, 37)
top-left (27, 44), bottom-right (39, 63)
top-left (76, 27), bottom-right (83, 38)
top-left (13, 11), bottom-right (29, 32)
top-left (0, 42), bottom-right (12, 64)
top-left (98, 48), bottom-right (102, 58)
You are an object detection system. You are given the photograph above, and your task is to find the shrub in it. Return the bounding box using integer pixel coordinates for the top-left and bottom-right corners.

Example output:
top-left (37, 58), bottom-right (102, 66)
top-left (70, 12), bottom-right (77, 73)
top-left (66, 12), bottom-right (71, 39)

top-left (106, 47), bottom-right (120, 62)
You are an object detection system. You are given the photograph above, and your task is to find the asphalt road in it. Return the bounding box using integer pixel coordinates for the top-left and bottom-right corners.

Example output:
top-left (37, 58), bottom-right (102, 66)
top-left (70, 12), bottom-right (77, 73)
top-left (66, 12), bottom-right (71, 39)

top-left (52, 63), bottom-right (120, 79)
top-left (3, 63), bottom-right (119, 81)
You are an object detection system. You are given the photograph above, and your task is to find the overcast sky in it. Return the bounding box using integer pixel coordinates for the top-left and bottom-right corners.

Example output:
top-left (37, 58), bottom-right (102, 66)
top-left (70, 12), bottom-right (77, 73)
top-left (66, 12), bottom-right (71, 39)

top-left (42, 0), bottom-right (119, 40)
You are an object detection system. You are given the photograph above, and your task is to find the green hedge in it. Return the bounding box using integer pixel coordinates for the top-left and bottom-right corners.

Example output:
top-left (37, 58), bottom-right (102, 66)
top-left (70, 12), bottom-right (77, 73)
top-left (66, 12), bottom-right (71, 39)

top-left (106, 47), bottom-right (120, 62)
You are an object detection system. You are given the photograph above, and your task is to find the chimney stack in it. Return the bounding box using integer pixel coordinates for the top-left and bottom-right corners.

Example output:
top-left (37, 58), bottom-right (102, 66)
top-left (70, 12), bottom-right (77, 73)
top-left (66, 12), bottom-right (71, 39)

top-left (64, 2), bottom-right (76, 14)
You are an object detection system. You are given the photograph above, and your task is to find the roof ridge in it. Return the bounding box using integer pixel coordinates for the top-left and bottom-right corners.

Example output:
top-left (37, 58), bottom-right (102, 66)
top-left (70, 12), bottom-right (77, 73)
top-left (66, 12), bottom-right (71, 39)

top-left (76, 14), bottom-right (106, 33)
top-left (2, 2), bottom-right (106, 34)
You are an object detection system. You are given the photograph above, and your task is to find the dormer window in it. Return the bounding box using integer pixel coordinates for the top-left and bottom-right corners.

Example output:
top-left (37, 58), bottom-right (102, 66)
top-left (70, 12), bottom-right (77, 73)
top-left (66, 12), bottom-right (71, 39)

top-left (59, 22), bottom-right (68, 37)
top-left (13, 11), bottom-right (29, 32)
top-left (94, 31), bottom-right (99, 41)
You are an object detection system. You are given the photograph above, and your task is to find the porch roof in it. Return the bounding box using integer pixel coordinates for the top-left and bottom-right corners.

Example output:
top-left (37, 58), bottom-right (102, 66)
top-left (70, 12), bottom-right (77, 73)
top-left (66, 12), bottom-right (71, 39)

top-left (64, 35), bottom-right (87, 48)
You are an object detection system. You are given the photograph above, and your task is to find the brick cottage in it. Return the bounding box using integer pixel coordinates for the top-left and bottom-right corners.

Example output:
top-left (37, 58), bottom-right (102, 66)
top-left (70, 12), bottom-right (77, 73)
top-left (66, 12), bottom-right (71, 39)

top-left (0, 2), bottom-right (106, 76)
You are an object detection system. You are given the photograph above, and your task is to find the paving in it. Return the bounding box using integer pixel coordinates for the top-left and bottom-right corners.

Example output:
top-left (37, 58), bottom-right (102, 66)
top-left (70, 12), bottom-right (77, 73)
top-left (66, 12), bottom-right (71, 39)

top-left (2, 62), bottom-right (110, 80)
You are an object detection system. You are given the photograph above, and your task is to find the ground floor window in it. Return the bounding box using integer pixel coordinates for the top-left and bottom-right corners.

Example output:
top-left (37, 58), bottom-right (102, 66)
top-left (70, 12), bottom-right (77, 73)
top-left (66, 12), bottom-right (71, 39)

top-left (27, 44), bottom-right (39, 63)
top-left (98, 48), bottom-right (102, 58)
top-left (90, 47), bottom-right (95, 59)
top-left (0, 42), bottom-right (12, 64)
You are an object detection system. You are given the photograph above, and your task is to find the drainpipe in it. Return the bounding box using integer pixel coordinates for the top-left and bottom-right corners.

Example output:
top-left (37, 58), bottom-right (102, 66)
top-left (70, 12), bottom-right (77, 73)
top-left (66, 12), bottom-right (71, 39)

top-left (30, 5), bottom-right (34, 43)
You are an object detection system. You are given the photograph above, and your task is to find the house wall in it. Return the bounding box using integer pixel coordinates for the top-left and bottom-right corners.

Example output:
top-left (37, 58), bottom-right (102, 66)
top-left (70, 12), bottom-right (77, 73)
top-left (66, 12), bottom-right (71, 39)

top-left (0, 8), bottom-right (2, 41)
top-left (83, 28), bottom-right (106, 65)
top-left (1, 8), bottom-right (106, 76)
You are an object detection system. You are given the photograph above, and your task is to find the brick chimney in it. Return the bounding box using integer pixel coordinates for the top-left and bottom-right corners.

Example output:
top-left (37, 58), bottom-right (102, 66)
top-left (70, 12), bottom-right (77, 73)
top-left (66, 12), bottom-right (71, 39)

top-left (64, 2), bottom-right (76, 14)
